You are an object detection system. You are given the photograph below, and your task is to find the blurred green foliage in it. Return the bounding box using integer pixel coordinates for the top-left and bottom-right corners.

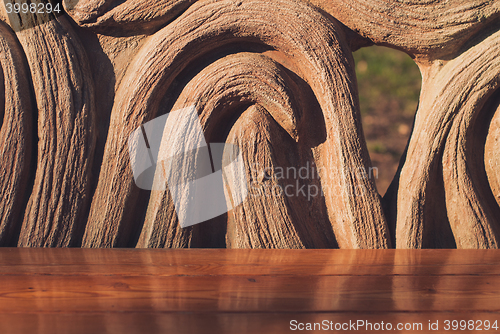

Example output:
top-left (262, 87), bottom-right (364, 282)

top-left (352, 46), bottom-right (422, 194)
top-left (353, 46), bottom-right (421, 116)
top-left (367, 141), bottom-right (388, 154)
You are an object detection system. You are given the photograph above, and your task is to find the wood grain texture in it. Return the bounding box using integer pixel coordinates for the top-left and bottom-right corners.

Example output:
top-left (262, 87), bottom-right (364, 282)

top-left (1, 313), bottom-right (499, 334)
top-left (0, 249), bottom-right (498, 333)
top-left (1, 248), bottom-right (499, 276)
top-left (308, 0), bottom-right (500, 61)
top-left (0, 22), bottom-right (33, 246)
top-left (9, 13), bottom-right (96, 246)
top-left (225, 105), bottom-right (336, 248)
top-left (391, 29), bottom-right (500, 249)
top-left (137, 53), bottom-right (335, 248)
top-left (85, 0), bottom-right (389, 249)
top-left (0, 0), bottom-right (499, 249)
top-left (2, 274), bottom-right (499, 313)
top-left (485, 101), bottom-right (500, 208)
top-left (63, 0), bottom-right (196, 34)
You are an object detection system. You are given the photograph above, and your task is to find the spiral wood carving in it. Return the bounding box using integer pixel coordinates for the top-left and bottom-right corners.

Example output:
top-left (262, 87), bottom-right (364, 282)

top-left (0, 0), bottom-right (498, 248)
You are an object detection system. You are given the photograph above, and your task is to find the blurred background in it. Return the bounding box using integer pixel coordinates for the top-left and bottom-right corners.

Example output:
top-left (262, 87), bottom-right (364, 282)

top-left (353, 46), bottom-right (422, 195)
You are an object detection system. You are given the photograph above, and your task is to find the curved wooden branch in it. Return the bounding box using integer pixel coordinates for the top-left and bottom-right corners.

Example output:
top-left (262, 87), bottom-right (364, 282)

top-left (308, 0), bottom-right (500, 61)
top-left (485, 102), bottom-right (500, 209)
top-left (224, 104), bottom-right (337, 248)
top-left (85, 0), bottom-right (390, 248)
top-left (9, 15), bottom-right (97, 246)
top-left (137, 52), bottom-right (336, 248)
top-left (395, 29), bottom-right (500, 248)
top-left (63, 0), bottom-right (196, 34)
top-left (0, 22), bottom-right (33, 246)
top-left (442, 92), bottom-right (500, 248)
top-left (4, 0), bottom-right (498, 249)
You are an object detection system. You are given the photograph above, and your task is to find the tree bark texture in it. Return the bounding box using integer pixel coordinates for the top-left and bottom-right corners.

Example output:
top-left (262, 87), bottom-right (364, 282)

top-left (0, 0), bottom-right (498, 248)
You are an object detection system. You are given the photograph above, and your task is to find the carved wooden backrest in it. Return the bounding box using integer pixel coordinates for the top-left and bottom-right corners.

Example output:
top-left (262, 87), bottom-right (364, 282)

top-left (0, 0), bottom-right (499, 248)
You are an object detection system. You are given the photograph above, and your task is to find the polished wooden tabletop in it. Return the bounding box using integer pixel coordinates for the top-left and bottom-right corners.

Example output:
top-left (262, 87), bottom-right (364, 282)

top-left (0, 249), bottom-right (499, 333)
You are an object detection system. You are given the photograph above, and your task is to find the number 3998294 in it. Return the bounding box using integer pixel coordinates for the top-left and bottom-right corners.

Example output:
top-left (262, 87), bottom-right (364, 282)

top-left (5, 2), bottom-right (61, 14)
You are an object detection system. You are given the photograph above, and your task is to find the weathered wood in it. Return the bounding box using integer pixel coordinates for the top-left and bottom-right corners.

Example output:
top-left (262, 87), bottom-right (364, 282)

top-left (138, 53), bottom-right (336, 248)
top-left (308, 0), bottom-right (500, 62)
top-left (7, 13), bottom-right (96, 246)
top-left (0, 0), bottom-right (499, 248)
top-left (64, 0), bottom-right (196, 34)
top-left (0, 23), bottom-right (33, 246)
top-left (225, 105), bottom-right (329, 248)
top-left (85, 0), bottom-right (389, 248)
top-left (393, 29), bottom-right (500, 248)
top-left (485, 101), bottom-right (500, 208)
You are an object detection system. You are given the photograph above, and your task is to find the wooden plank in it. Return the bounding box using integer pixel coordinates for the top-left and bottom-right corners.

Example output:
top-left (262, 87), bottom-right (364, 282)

top-left (0, 249), bottom-right (499, 314)
top-left (0, 274), bottom-right (499, 313)
top-left (0, 249), bottom-right (498, 334)
top-left (1, 249), bottom-right (499, 276)
top-left (0, 313), bottom-right (499, 334)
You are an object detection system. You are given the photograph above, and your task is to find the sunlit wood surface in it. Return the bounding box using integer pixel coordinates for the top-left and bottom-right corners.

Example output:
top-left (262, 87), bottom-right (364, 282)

top-left (0, 249), bottom-right (499, 333)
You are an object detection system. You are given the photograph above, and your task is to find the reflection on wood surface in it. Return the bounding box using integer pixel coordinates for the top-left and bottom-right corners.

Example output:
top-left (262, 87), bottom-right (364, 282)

top-left (0, 249), bottom-right (498, 333)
